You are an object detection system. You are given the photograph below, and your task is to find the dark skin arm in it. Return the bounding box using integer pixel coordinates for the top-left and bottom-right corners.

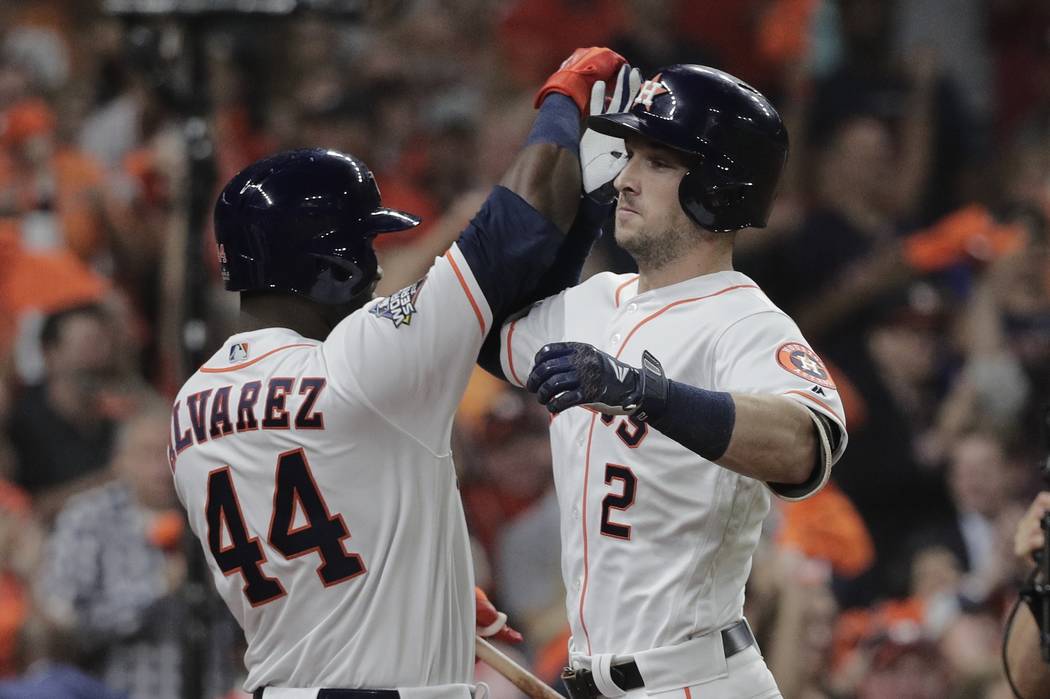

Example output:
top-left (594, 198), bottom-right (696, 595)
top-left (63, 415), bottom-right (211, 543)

top-left (500, 143), bottom-right (581, 235)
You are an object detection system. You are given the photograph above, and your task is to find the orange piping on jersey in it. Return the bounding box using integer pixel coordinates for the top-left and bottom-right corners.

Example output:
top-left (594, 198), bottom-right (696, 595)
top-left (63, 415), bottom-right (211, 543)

top-left (578, 411), bottom-right (599, 653)
top-left (445, 251), bottom-right (486, 335)
top-left (612, 285), bottom-right (758, 360)
top-left (683, 687), bottom-right (693, 699)
top-left (506, 319), bottom-right (523, 386)
top-left (200, 344), bottom-right (315, 373)
top-left (784, 389), bottom-right (844, 424)
top-left (614, 275), bottom-right (640, 308)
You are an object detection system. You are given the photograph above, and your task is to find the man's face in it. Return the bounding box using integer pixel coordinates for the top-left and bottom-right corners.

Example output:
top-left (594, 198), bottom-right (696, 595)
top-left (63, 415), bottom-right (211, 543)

top-left (820, 116), bottom-right (895, 209)
top-left (612, 136), bottom-right (700, 269)
top-left (114, 413), bottom-right (176, 510)
top-left (948, 435), bottom-right (1007, 518)
top-left (45, 314), bottom-right (117, 390)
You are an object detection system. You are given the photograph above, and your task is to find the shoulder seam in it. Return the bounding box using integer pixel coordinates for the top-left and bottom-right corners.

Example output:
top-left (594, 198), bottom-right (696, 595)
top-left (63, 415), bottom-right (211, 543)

top-left (710, 307), bottom-right (790, 361)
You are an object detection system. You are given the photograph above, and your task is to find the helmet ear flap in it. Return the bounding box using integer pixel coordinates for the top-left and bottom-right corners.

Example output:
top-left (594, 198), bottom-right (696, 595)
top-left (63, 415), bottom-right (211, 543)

top-left (679, 169), bottom-right (715, 230)
top-left (307, 247), bottom-right (377, 301)
top-left (678, 170), bottom-right (755, 233)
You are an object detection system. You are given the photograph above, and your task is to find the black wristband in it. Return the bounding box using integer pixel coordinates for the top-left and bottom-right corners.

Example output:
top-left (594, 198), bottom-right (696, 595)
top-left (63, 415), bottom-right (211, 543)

top-left (633, 350), bottom-right (668, 422)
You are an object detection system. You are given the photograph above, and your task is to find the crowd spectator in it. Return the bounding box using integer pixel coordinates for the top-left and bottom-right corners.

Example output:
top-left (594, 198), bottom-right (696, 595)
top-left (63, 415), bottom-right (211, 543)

top-left (0, 1), bottom-right (1047, 696)
top-left (35, 400), bottom-right (236, 699)
top-left (6, 304), bottom-right (121, 519)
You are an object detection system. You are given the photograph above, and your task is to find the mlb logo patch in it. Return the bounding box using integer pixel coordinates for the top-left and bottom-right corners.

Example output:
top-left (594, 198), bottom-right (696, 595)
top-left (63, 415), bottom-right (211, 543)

top-left (229, 342), bottom-right (250, 362)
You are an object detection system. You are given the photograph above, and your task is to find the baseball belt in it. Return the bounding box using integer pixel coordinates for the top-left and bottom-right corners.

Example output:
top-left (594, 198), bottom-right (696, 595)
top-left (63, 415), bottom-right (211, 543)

top-left (561, 619), bottom-right (756, 699)
top-left (254, 689), bottom-right (400, 699)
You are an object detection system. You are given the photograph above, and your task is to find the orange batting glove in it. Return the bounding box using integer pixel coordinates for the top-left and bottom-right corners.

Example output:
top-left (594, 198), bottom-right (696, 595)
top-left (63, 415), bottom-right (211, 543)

top-left (534, 47), bottom-right (628, 115)
top-left (475, 586), bottom-right (524, 644)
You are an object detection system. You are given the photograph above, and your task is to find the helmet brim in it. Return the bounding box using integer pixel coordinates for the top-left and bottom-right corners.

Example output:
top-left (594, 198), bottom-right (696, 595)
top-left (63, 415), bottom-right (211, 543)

top-left (369, 208), bottom-right (422, 234)
top-left (587, 113), bottom-right (704, 159)
top-left (586, 113), bottom-right (648, 141)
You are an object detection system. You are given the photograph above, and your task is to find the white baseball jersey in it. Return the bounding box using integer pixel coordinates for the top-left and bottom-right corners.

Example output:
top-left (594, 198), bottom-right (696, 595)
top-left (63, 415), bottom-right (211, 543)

top-left (170, 244), bottom-right (492, 691)
top-left (499, 270), bottom-right (847, 658)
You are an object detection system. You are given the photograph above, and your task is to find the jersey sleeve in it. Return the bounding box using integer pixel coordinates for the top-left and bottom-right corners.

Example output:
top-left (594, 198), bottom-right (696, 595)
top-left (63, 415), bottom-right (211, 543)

top-left (498, 290), bottom-right (568, 388)
top-left (323, 243), bottom-right (492, 452)
top-left (453, 185), bottom-right (565, 320)
top-left (712, 310), bottom-right (848, 501)
top-left (322, 187), bottom-right (566, 452)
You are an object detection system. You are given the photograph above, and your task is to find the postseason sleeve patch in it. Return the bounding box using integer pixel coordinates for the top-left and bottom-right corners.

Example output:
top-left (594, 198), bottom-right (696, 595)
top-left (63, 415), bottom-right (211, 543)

top-left (775, 342), bottom-right (837, 389)
top-left (370, 277), bottom-right (426, 328)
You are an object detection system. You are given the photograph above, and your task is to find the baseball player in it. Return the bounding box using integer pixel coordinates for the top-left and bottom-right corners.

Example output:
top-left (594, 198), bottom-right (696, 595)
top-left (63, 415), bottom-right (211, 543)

top-left (169, 48), bottom-right (630, 698)
top-left (497, 65), bottom-right (849, 699)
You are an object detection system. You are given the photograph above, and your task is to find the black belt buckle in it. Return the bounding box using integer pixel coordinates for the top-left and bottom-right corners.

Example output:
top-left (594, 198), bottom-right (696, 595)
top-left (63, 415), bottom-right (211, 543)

top-left (561, 662), bottom-right (643, 699)
top-left (561, 666), bottom-right (602, 699)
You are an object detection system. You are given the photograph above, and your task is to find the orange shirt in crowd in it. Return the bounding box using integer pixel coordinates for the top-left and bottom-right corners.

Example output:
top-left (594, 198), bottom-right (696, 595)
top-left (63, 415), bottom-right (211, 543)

top-left (0, 220), bottom-right (109, 358)
top-left (0, 100), bottom-right (112, 261)
top-left (0, 481), bottom-right (32, 678)
top-left (776, 480), bottom-right (876, 578)
top-left (832, 597), bottom-right (926, 672)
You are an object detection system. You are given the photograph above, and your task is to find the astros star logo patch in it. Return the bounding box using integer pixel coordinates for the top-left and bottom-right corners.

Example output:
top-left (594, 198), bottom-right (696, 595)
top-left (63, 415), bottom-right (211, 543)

top-left (775, 343), bottom-right (837, 389)
top-left (634, 74), bottom-right (669, 111)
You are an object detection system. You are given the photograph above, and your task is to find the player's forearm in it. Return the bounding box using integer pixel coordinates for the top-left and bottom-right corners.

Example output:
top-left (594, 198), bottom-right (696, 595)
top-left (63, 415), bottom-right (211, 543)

top-left (644, 378), bottom-right (816, 484)
top-left (716, 394), bottom-right (817, 484)
top-left (500, 106), bottom-right (582, 235)
top-left (1006, 604), bottom-right (1050, 699)
top-left (500, 142), bottom-right (581, 234)
top-left (529, 345), bottom-right (821, 485)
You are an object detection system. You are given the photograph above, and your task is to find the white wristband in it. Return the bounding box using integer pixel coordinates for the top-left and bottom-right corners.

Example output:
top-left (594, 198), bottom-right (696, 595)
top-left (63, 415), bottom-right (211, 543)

top-left (477, 611), bottom-right (508, 637)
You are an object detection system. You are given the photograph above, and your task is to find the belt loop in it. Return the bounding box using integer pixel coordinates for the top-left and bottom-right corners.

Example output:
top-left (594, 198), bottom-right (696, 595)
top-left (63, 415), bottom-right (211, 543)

top-left (591, 654), bottom-right (626, 698)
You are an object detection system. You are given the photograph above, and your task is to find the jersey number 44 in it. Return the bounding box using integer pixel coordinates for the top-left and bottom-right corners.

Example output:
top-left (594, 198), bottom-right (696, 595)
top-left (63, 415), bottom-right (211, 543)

top-left (206, 448), bottom-right (366, 606)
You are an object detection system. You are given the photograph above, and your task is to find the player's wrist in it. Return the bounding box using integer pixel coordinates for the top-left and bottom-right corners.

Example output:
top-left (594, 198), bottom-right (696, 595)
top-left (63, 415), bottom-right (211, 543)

top-left (632, 350), bottom-right (668, 422)
top-left (647, 378), bottom-right (736, 462)
top-left (525, 94), bottom-right (581, 155)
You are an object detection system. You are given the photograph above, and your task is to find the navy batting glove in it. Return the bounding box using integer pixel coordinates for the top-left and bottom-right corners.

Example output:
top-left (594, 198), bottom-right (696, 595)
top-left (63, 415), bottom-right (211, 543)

top-left (527, 342), bottom-right (644, 415)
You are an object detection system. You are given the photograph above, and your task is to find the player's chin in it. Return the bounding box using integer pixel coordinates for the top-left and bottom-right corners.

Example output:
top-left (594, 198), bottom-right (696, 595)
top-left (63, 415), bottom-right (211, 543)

top-left (613, 216), bottom-right (643, 246)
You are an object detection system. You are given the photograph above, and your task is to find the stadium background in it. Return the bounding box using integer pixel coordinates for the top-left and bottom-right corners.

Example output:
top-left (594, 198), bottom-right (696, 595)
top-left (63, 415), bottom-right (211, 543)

top-left (0, 0), bottom-right (1048, 697)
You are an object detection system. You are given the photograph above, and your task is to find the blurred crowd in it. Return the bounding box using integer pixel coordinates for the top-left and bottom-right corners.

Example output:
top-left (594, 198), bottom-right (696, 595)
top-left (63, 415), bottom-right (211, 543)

top-left (0, 0), bottom-right (1049, 697)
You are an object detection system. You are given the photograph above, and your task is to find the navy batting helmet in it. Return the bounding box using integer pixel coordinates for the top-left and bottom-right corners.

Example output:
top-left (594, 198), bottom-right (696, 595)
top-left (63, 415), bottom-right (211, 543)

top-left (214, 148), bottom-right (419, 304)
top-left (588, 64), bottom-right (788, 232)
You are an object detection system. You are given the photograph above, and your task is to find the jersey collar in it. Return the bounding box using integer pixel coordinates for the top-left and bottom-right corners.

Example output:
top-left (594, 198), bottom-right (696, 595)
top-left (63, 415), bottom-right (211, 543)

top-left (201, 327), bottom-right (320, 372)
top-left (622, 270), bottom-right (755, 306)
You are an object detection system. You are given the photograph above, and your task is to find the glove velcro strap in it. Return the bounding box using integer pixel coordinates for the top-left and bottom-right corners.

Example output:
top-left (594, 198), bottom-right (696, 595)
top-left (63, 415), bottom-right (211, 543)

top-left (633, 350), bottom-right (668, 423)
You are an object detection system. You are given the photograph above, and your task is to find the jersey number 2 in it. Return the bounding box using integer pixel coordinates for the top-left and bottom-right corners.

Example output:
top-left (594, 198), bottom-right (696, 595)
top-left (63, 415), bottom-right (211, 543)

top-left (600, 463), bottom-right (637, 540)
top-left (206, 448), bottom-right (365, 606)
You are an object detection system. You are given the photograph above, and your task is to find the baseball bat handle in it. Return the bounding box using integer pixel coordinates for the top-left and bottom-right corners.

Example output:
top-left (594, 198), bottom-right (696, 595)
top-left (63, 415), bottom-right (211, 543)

top-left (475, 636), bottom-right (564, 699)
